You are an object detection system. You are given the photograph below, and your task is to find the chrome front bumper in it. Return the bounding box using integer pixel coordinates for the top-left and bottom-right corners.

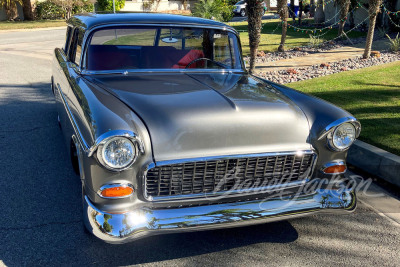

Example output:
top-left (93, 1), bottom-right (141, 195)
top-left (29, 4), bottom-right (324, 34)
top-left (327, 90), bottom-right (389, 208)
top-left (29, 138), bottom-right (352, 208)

top-left (83, 185), bottom-right (356, 244)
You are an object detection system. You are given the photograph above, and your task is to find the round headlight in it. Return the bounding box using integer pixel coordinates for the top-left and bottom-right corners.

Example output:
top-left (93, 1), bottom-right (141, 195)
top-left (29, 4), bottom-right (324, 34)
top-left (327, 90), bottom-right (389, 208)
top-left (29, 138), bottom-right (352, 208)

top-left (331, 122), bottom-right (356, 151)
top-left (98, 137), bottom-right (137, 170)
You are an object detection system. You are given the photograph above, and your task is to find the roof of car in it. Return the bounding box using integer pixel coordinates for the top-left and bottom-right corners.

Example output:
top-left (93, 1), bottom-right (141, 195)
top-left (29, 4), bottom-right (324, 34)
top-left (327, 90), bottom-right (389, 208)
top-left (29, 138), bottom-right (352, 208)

top-left (68, 13), bottom-right (232, 31)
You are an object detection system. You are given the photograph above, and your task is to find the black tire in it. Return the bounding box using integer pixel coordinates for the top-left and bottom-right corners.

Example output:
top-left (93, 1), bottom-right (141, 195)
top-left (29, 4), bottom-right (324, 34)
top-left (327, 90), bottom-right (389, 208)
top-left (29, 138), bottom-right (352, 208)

top-left (240, 9), bottom-right (246, 17)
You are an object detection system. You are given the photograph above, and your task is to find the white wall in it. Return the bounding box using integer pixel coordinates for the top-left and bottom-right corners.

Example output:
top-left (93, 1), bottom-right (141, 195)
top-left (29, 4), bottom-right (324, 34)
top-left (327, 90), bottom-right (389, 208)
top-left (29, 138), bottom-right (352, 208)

top-left (121, 0), bottom-right (196, 12)
top-left (0, 3), bottom-right (24, 21)
top-left (324, 0), bottom-right (369, 27)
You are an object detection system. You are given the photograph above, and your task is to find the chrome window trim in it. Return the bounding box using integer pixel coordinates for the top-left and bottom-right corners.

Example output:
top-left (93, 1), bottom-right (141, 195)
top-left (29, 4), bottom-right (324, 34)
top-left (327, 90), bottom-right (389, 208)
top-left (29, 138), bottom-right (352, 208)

top-left (97, 183), bottom-right (135, 199)
top-left (142, 150), bottom-right (318, 202)
top-left (80, 23), bottom-right (245, 72)
top-left (81, 69), bottom-right (245, 76)
top-left (321, 160), bottom-right (347, 174)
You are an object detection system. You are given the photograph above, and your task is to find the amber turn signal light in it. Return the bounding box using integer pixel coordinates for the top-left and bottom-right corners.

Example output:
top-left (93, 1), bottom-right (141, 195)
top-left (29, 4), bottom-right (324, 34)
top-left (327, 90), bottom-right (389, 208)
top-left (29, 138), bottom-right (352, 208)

top-left (323, 165), bottom-right (347, 174)
top-left (100, 185), bottom-right (134, 198)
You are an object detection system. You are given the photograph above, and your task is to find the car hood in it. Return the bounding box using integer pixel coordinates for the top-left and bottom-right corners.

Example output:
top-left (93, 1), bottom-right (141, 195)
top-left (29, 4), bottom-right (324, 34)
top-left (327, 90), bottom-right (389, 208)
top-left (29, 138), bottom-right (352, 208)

top-left (89, 73), bottom-right (311, 162)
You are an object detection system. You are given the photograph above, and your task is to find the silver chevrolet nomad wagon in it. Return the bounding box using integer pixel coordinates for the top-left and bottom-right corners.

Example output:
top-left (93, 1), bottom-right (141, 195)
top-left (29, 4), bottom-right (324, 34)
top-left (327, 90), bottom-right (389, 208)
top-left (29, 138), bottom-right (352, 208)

top-left (52, 13), bottom-right (361, 244)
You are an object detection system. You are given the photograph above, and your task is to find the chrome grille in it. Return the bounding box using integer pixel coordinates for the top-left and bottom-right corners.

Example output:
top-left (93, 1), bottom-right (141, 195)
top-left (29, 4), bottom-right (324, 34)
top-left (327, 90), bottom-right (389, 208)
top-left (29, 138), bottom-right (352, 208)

top-left (145, 152), bottom-right (316, 199)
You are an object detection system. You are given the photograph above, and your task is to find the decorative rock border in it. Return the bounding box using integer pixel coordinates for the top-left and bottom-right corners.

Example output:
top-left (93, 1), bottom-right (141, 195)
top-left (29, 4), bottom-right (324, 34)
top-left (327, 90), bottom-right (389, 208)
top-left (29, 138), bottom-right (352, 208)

top-left (257, 52), bottom-right (400, 84)
top-left (244, 37), bottom-right (367, 64)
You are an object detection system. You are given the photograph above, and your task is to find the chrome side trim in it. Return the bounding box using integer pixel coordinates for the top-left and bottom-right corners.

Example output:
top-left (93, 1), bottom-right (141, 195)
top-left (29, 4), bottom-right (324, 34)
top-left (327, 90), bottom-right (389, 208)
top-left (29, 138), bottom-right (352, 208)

top-left (97, 183), bottom-right (135, 199)
top-left (321, 160), bottom-right (347, 174)
top-left (56, 83), bottom-right (90, 153)
top-left (83, 181), bottom-right (356, 244)
top-left (143, 150), bottom-right (318, 202)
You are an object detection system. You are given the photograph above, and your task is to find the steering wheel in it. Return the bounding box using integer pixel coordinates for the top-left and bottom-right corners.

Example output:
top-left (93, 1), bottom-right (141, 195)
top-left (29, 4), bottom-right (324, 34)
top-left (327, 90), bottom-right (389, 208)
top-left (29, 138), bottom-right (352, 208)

top-left (185, 58), bottom-right (226, 69)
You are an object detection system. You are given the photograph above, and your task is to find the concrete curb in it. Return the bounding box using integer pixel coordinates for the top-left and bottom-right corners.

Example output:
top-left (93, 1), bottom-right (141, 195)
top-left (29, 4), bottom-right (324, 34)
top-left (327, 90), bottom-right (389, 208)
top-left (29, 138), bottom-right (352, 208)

top-left (348, 140), bottom-right (400, 188)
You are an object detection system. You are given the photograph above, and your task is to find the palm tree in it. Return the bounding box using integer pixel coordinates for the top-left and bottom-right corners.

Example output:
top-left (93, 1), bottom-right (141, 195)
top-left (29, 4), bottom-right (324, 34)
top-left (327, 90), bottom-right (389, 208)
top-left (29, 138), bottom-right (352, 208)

top-left (277, 0), bottom-right (289, 52)
top-left (314, 0), bottom-right (325, 24)
top-left (299, 0), bottom-right (303, 25)
top-left (181, 0), bottom-right (188, 10)
top-left (246, 0), bottom-right (263, 74)
top-left (363, 0), bottom-right (382, 59)
top-left (310, 0), bottom-right (316, 17)
top-left (290, 0), bottom-right (295, 22)
top-left (337, 0), bottom-right (350, 37)
top-left (0, 0), bottom-right (22, 20)
top-left (22, 0), bottom-right (33, 20)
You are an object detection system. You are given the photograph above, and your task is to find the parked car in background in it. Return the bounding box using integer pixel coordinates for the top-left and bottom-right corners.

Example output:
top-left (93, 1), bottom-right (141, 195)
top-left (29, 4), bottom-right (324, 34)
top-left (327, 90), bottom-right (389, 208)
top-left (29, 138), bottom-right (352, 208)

top-left (233, 0), bottom-right (267, 17)
top-left (52, 13), bottom-right (360, 244)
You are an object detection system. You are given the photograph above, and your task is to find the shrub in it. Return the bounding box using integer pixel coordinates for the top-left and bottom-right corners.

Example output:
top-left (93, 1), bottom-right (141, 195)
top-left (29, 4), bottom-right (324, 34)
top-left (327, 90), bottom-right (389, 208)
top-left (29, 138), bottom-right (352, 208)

top-left (35, 0), bottom-right (94, 20)
top-left (308, 34), bottom-right (323, 48)
top-left (192, 0), bottom-right (234, 22)
top-left (36, 0), bottom-right (65, 20)
top-left (386, 33), bottom-right (400, 53)
top-left (97, 0), bottom-right (125, 12)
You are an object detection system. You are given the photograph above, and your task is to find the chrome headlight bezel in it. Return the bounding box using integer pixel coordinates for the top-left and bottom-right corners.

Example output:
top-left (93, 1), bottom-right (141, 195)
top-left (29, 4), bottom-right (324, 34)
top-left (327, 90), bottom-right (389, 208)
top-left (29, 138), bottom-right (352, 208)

top-left (97, 136), bottom-right (137, 171)
top-left (89, 130), bottom-right (145, 172)
top-left (319, 117), bottom-right (361, 152)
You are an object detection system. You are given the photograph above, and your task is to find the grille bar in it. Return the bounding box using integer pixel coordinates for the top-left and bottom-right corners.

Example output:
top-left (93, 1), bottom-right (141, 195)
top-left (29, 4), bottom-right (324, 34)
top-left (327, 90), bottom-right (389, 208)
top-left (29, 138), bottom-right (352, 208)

top-left (145, 151), bottom-right (316, 200)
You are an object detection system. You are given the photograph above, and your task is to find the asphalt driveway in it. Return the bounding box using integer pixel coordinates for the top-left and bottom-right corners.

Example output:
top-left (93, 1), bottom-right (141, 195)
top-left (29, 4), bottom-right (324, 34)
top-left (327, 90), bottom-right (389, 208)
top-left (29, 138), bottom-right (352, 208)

top-left (0, 28), bottom-right (399, 267)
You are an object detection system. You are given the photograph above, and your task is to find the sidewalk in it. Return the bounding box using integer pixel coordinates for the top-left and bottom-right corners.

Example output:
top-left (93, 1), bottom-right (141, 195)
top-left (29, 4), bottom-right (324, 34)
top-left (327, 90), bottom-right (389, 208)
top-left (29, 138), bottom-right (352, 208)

top-left (0, 26), bottom-right (66, 34)
top-left (255, 39), bottom-right (390, 72)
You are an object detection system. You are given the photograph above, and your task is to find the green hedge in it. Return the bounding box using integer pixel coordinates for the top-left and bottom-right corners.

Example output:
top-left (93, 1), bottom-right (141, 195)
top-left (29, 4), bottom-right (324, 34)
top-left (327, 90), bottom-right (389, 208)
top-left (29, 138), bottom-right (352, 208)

top-left (35, 0), bottom-right (94, 20)
top-left (97, 0), bottom-right (126, 12)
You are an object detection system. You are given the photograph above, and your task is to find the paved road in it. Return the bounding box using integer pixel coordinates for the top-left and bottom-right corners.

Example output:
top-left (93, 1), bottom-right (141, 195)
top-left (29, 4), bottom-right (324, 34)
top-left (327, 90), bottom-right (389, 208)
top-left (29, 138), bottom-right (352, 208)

top-left (0, 29), bottom-right (400, 267)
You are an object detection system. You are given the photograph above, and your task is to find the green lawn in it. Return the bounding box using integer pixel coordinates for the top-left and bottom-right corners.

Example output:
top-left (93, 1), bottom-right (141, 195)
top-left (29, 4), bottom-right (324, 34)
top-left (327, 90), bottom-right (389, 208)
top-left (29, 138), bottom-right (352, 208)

top-left (289, 61), bottom-right (400, 155)
top-left (0, 20), bottom-right (65, 30)
top-left (228, 19), bottom-right (366, 56)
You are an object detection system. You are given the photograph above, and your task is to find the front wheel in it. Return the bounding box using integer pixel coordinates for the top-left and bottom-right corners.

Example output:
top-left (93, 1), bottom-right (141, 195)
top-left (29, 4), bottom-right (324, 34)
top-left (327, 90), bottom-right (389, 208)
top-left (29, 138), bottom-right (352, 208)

top-left (240, 9), bottom-right (246, 17)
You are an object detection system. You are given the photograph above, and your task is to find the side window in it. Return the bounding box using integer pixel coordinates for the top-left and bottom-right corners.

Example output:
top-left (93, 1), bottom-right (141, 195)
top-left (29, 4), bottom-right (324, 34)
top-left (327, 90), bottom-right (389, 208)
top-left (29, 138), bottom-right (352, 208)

top-left (69, 28), bottom-right (84, 66)
top-left (63, 26), bottom-right (73, 54)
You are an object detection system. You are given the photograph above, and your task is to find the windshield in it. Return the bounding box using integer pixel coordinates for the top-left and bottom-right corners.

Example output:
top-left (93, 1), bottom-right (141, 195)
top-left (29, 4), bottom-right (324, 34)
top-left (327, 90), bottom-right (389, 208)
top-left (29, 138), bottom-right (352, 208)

top-left (86, 26), bottom-right (243, 71)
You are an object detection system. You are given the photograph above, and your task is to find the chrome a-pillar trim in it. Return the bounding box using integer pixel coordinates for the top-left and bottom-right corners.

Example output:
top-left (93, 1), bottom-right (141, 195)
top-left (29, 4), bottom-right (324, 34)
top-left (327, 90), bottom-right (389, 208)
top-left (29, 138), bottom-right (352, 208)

top-left (142, 150), bottom-right (318, 202)
top-left (83, 182), bottom-right (356, 244)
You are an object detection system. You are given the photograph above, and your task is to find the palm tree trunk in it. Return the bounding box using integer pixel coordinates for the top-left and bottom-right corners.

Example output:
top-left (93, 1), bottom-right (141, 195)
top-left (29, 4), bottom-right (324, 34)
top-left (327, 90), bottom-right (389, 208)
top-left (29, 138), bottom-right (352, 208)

top-left (363, 0), bottom-right (382, 59)
top-left (299, 0), bottom-right (303, 25)
top-left (290, 0), bottom-right (295, 22)
top-left (310, 0), bottom-right (316, 17)
top-left (246, 0), bottom-right (263, 74)
top-left (22, 0), bottom-right (33, 20)
top-left (315, 0), bottom-right (325, 24)
top-left (278, 0), bottom-right (288, 52)
top-left (337, 0), bottom-right (350, 37)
